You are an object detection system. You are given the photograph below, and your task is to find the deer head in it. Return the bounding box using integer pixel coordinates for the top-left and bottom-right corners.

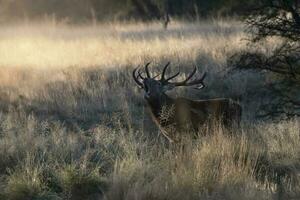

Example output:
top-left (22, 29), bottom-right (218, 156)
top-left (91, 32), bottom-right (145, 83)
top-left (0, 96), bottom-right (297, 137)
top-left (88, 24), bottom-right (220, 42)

top-left (132, 62), bottom-right (207, 102)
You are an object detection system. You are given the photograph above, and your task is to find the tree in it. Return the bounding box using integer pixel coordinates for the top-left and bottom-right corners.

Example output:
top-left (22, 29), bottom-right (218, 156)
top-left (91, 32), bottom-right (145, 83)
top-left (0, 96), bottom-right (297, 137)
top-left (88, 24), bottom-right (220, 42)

top-left (0, 0), bottom-right (262, 23)
top-left (230, 0), bottom-right (300, 119)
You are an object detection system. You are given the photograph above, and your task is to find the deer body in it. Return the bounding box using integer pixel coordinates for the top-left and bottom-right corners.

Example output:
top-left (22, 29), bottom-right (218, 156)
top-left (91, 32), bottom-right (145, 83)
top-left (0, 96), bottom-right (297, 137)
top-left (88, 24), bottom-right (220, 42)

top-left (133, 63), bottom-right (242, 143)
top-left (146, 95), bottom-right (241, 142)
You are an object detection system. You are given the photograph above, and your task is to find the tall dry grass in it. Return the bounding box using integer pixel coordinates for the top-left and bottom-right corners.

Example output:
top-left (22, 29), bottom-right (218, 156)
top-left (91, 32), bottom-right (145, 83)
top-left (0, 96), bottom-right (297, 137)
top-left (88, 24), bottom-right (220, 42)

top-left (0, 20), bottom-right (299, 200)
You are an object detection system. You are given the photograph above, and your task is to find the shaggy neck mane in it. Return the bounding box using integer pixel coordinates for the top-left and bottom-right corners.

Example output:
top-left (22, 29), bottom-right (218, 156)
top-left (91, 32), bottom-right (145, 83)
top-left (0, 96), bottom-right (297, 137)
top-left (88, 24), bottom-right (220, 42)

top-left (146, 93), bottom-right (174, 118)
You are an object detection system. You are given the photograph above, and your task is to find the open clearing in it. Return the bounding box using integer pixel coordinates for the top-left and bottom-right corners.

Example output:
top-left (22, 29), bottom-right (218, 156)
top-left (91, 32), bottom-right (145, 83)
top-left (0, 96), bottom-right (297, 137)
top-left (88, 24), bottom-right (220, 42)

top-left (0, 21), bottom-right (299, 200)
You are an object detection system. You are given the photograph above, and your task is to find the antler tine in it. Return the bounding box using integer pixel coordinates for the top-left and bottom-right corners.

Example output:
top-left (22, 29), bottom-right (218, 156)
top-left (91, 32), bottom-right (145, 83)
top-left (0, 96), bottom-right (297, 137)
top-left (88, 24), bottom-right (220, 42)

top-left (138, 68), bottom-right (145, 80)
top-left (145, 62), bottom-right (151, 78)
top-left (187, 72), bottom-right (207, 89)
top-left (173, 67), bottom-right (197, 86)
top-left (161, 62), bottom-right (171, 81)
top-left (171, 67), bottom-right (206, 88)
top-left (132, 67), bottom-right (144, 88)
top-left (165, 71), bottom-right (180, 82)
top-left (153, 73), bottom-right (161, 79)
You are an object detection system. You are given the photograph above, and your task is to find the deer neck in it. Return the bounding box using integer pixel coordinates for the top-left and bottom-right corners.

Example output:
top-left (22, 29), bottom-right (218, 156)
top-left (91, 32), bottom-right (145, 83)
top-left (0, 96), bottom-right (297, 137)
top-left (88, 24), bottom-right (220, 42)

top-left (146, 93), bottom-right (173, 118)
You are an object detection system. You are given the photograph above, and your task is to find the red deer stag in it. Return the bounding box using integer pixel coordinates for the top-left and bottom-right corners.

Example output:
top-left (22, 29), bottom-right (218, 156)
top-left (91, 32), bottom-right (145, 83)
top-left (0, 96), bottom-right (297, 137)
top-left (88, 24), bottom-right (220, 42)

top-left (132, 62), bottom-right (242, 143)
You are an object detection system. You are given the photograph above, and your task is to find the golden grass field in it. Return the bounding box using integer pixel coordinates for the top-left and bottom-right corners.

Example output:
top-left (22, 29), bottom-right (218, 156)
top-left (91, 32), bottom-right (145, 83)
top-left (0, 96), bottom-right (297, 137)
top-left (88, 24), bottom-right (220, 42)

top-left (0, 20), bottom-right (299, 200)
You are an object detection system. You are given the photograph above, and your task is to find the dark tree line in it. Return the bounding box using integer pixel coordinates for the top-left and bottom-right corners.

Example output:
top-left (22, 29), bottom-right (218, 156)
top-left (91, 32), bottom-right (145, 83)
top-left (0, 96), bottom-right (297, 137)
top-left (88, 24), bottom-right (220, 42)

top-left (0, 0), bottom-right (259, 23)
top-left (230, 0), bottom-right (300, 119)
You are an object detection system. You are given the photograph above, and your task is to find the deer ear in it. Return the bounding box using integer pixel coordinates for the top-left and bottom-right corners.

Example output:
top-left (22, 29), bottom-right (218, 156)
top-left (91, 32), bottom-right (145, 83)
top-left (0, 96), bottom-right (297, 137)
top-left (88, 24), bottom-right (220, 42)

top-left (162, 84), bottom-right (175, 92)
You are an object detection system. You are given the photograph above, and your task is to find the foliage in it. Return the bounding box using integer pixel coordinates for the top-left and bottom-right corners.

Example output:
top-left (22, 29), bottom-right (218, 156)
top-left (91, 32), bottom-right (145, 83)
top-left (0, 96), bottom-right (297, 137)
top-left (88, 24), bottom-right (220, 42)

top-left (0, 0), bottom-right (260, 23)
top-left (230, 0), bottom-right (300, 119)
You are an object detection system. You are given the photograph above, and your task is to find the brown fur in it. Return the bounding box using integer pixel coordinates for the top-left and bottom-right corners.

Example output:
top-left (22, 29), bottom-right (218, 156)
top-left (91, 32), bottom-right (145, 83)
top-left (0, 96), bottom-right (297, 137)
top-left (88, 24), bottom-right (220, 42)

top-left (147, 95), bottom-right (242, 143)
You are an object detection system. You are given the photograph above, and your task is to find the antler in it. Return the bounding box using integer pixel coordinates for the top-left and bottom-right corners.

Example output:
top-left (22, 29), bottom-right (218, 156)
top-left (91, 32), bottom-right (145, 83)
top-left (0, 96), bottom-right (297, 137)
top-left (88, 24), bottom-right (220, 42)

top-left (161, 62), bottom-right (181, 82)
top-left (132, 67), bottom-right (144, 88)
top-left (139, 62), bottom-right (160, 80)
top-left (132, 62), bottom-right (157, 88)
top-left (145, 62), bottom-right (151, 78)
top-left (160, 63), bottom-right (206, 89)
top-left (161, 62), bottom-right (171, 81)
top-left (133, 62), bottom-right (206, 90)
top-left (172, 67), bottom-right (206, 89)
